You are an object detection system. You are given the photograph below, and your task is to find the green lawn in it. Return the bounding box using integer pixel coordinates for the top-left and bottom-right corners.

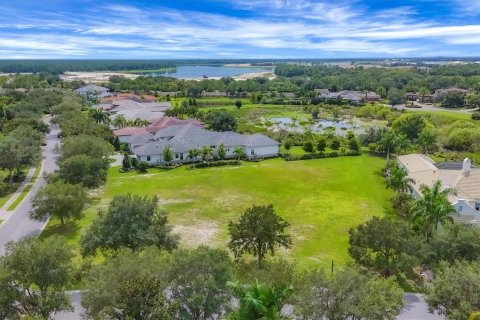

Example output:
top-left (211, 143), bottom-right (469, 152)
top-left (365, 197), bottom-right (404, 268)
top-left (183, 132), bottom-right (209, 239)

top-left (413, 110), bottom-right (472, 121)
top-left (43, 154), bottom-right (393, 269)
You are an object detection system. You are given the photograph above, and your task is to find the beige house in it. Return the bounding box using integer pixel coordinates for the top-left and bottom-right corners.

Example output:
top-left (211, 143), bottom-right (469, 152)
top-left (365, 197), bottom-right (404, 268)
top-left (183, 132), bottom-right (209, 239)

top-left (398, 154), bottom-right (480, 225)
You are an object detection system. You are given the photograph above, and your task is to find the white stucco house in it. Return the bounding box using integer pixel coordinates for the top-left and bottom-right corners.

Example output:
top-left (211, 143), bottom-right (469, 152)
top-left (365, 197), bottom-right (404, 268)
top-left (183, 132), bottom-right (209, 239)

top-left (398, 154), bottom-right (480, 225)
top-left (114, 117), bottom-right (280, 164)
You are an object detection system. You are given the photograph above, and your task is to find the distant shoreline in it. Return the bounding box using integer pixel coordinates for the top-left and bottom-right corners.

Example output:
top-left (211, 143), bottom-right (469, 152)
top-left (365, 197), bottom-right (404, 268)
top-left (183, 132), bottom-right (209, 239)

top-left (60, 68), bottom-right (276, 83)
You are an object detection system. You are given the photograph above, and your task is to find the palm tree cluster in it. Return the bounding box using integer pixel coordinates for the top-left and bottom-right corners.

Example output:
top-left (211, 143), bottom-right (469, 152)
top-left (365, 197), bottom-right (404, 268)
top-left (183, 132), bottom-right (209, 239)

top-left (111, 114), bottom-right (150, 128)
top-left (412, 180), bottom-right (456, 238)
top-left (385, 164), bottom-right (456, 238)
top-left (228, 281), bottom-right (292, 320)
top-left (385, 164), bottom-right (415, 193)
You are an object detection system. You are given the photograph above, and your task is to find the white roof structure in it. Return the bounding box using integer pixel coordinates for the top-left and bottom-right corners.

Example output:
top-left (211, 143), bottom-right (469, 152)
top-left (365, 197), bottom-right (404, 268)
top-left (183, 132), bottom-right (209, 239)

top-left (95, 99), bottom-right (171, 122)
top-left (398, 154), bottom-right (480, 203)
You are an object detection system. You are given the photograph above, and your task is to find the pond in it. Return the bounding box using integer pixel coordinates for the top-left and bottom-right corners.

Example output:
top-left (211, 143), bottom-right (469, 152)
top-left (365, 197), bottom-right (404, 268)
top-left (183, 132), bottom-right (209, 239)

top-left (269, 117), bottom-right (377, 136)
top-left (148, 65), bottom-right (274, 79)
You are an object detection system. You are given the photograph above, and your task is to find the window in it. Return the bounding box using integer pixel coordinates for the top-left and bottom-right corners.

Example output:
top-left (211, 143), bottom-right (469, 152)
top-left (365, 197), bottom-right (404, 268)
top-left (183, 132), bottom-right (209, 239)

top-left (147, 156), bottom-right (151, 161)
top-left (175, 153), bottom-right (179, 159)
top-left (459, 206), bottom-right (463, 212)
top-left (251, 149), bottom-right (254, 156)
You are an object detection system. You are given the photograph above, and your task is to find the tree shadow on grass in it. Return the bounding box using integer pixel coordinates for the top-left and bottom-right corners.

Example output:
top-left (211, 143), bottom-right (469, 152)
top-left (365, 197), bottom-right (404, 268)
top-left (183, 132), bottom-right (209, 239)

top-left (40, 220), bottom-right (82, 242)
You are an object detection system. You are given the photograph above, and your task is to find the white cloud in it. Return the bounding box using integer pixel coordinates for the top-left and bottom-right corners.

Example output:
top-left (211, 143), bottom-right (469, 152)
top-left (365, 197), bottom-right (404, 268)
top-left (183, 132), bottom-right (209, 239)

top-left (0, 1), bottom-right (479, 58)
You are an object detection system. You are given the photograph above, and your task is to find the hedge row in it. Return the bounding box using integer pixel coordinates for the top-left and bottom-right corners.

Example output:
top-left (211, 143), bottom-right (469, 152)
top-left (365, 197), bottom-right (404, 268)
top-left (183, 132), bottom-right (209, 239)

top-left (283, 151), bottom-right (361, 161)
top-left (190, 160), bottom-right (241, 169)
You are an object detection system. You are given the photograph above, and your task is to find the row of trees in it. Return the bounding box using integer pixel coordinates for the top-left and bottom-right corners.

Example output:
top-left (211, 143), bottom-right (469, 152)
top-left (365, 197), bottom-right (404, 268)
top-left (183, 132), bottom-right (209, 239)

top-left (30, 93), bottom-right (114, 226)
top-left (0, 89), bottom-right (60, 196)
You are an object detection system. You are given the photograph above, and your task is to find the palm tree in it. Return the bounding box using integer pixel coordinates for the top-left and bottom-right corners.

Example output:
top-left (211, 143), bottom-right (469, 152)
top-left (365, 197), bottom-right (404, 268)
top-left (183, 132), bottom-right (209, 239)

top-left (201, 145), bottom-right (213, 163)
top-left (188, 148), bottom-right (199, 164)
top-left (89, 108), bottom-right (110, 124)
top-left (228, 280), bottom-right (292, 320)
top-left (385, 165), bottom-right (415, 193)
top-left (112, 115), bottom-right (127, 129)
top-left (412, 180), bottom-right (456, 238)
top-left (133, 118), bottom-right (149, 127)
top-left (233, 146), bottom-right (244, 160)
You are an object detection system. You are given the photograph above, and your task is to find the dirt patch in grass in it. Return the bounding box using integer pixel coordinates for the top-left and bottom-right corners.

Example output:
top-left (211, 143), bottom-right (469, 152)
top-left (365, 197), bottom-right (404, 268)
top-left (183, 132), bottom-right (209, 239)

top-left (173, 220), bottom-right (220, 247)
top-left (158, 198), bottom-right (195, 206)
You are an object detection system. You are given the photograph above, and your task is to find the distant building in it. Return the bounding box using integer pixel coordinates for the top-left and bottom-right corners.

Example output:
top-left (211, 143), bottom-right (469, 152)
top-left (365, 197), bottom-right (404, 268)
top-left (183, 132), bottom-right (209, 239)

top-left (202, 90), bottom-right (228, 97)
top-left (281, 92), bottom-right (296, 98)
top-left (365, 92), bottom-right (380, 101)
top-left (74, 85), bottom-right (113, 100)
top-left (94, 98), bottom-right (171, 123)
top-left (319, 90), bottom-right (363, 103)
top-left (398, 154), bottom-right (480, 225)
top-left (434, 88), bottom-right (469, 97)
top-left (14, 87), bottom-right (28, 93)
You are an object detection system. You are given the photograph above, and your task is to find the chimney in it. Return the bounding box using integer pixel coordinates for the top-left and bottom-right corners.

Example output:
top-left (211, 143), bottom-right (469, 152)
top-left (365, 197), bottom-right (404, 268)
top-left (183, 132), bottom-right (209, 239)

top-left (463, 158), bottom-right (471, 176)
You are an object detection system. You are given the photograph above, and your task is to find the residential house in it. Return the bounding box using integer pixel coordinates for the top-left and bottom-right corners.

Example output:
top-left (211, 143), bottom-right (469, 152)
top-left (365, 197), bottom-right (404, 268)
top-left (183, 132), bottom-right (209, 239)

top-left (434, 88), bottom-right (469, 98)
top-left (319, 89), bottom-right (363, 103)
top-left (115, 119), bottom-right (279, 164)
top-left (94, 98), bottom-right (172, 123)
top-left (74, 85), bottom-right (114, 100)
top-left (405, 92), bottom-right (434, 103)
top-left (398, 154), bottom-right (480, 225)
top-left (365, 92), bottom-right (380, 101)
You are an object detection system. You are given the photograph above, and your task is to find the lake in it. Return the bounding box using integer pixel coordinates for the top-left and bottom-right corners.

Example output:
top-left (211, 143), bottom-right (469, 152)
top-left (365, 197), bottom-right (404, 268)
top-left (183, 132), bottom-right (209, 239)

top-left (148, 65), bottom-right (274, 79)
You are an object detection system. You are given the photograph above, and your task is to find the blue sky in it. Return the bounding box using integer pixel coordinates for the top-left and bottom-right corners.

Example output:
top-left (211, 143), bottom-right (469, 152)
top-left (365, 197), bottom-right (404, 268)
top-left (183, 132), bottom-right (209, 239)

top-left (1, 0), bottom-right (480, 59)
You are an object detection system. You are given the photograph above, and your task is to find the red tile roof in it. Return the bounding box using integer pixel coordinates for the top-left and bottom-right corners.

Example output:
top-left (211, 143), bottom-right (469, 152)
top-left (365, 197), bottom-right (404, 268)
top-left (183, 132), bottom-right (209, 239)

top-left (113, 127), bottom-right (148, 136)
top-left (146, 117), bottom-right (204, 133)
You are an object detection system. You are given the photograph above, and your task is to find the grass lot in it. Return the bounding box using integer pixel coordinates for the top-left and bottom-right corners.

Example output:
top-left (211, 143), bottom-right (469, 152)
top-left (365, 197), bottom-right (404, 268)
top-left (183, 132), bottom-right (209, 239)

top-left (413, 110), bottom-right (472, 121)
top-left (43, 154), bottom-right (393, 269)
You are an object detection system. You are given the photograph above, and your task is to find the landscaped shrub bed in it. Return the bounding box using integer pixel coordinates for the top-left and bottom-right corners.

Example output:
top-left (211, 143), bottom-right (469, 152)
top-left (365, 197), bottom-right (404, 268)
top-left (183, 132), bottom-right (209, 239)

top-left (190, 160), bottom-right (241, 169)
top-left (283, 151), bottom-right (361, 161)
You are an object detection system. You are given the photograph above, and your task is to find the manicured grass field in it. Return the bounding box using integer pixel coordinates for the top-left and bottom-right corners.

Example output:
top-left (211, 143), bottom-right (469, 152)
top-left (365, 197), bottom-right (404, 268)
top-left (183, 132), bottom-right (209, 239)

top-left (44, 154), bottom-right (393, 269)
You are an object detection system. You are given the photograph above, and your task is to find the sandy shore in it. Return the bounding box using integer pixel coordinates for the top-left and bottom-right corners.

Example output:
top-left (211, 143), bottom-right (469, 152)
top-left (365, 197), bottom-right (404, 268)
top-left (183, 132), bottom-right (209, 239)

top-left (233, 71), bottom-right (276, 81)
top-left (61, 71), bottom-right (139, 83)
top-left (60, 70), bottom-right (275, 83)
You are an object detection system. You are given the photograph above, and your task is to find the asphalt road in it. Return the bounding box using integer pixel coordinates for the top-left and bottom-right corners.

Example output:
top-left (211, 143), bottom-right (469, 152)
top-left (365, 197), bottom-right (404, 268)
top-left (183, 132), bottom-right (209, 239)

top-left (0, 119), bottom-right (60, 255)
top-left (53, 292), bottom-right (444, 320)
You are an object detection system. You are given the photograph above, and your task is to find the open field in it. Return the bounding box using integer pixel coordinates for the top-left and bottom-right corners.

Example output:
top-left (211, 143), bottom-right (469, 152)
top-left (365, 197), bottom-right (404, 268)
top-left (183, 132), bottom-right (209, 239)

top-left (43, 155), bottom-right (393, 269)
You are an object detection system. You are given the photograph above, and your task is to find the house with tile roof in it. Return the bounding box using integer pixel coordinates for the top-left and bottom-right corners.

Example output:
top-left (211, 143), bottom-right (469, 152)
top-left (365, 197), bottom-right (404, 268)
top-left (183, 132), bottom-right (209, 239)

top-left (115, 120), bottom-right (279, 164)
top-left (94, 99), bottom-right (172, 123)
top-left (398, 154), bottom-right (480, 225)
top-left (74, 84), bottom-right (113, 100)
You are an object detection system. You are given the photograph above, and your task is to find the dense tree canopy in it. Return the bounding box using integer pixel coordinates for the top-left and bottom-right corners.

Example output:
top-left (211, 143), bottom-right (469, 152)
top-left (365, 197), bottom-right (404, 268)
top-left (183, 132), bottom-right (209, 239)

top-left (0, 237), bottom-right (74, 319)
top-left (30, 180), bottom-right (89, 225)
top-left (349, 217), bottom-right (427, 277)
top-left (81, 194), bottom-right (179, 256)
top-left (427, 261), bottom-right (480, 320)
top-left (294, 268), bottom-right (404, 320)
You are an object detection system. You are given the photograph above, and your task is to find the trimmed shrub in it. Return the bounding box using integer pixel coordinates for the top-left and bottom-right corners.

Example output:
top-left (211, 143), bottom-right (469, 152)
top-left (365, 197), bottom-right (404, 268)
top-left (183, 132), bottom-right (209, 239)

top-left (190, 160), bottom-right (241, 169)
top-left (283, 151), bottom-right (360, 161)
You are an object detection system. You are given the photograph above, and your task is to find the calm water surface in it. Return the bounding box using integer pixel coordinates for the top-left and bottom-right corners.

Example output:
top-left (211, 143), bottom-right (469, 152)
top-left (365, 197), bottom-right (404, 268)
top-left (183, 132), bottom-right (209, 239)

top-left (149, 65), bottom-right (274, 79)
